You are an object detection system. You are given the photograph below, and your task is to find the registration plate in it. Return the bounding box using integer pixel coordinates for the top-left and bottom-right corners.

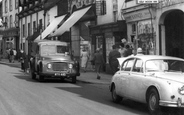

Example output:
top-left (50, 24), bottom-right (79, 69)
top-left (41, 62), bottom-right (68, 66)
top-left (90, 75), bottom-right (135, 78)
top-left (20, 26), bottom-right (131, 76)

top-left (55, 73), bottom-right (66, 76)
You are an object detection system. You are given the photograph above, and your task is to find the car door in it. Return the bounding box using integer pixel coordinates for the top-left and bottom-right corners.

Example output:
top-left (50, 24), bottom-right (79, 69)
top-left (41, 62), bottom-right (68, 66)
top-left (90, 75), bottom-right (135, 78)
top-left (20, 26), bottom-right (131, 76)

top-left (126, 58), bottom-right (146, 101)
top-left (117, 58), bottom-right (135, 97)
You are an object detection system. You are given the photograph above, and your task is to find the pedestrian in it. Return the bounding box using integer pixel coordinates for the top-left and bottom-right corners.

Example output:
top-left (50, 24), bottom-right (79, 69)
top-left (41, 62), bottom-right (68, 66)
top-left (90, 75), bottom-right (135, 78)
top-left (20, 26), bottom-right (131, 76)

top-left (108, 44), bottom-right (121, 74)
top-left (119, 43), bottom-right (127, 57)
top-left (24, 54), bottom-right (29, 73)
top-left (136, 47), bottom-right (144, 55)
top-left (20, 50), bottom-right (25, 71)
top-left (9, 48), bottom-right (14, 63)
top-left (90, 54), bottom-right (95, 71)
top-left (80, 48), bottom-right (89, 72)
top-left (17, 49), bottom-right (21, 62)
top-left (124, 44), bottom-right (132, 56)
top-left (93, 48), bottom-right (105, 79)
top-left (12, 48), bottom-right (17, 63)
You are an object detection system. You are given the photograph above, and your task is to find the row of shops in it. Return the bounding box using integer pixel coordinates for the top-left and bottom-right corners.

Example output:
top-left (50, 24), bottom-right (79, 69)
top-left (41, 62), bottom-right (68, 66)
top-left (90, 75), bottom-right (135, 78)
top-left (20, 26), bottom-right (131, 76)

top-left (1, 0), bottom-right (184, 73)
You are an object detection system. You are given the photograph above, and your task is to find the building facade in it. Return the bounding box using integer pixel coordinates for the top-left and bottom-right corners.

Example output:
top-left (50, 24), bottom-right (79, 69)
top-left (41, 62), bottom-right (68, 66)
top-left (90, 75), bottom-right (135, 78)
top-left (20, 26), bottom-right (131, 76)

top-left (122, 0), bottom-right (156, 55)
top-left (1, 0), bottom-right (19, 58)
top-left (156, 0), bottom-right (184, 58)
top-left (122, 0), bottom-right (184, 59)
top-left (18, 0), bottom-right (68, 56)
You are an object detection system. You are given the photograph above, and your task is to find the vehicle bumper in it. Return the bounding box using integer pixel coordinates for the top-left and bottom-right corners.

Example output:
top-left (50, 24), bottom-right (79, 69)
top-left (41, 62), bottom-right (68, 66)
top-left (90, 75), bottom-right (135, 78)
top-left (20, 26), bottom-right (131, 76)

top-left (40, 71), bottom-right (77, 78)
top-left (160, 98), bottom-right (184, 107)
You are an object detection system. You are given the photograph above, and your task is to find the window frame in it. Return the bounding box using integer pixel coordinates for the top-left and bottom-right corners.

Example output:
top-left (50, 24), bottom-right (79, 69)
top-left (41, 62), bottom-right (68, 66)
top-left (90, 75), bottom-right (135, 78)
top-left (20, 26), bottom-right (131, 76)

top-left (121, 58), bottom-right (135, 71)
top-left (132, 58), bottom-right (143, 73)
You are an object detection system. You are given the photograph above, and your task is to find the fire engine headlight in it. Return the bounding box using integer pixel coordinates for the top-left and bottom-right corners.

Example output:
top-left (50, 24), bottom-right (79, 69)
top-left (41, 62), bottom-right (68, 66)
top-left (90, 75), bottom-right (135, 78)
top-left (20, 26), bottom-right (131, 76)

top-left (68, 63), bottom-right (73, 69)
top-left (47, 63), bottom-right (52, 69)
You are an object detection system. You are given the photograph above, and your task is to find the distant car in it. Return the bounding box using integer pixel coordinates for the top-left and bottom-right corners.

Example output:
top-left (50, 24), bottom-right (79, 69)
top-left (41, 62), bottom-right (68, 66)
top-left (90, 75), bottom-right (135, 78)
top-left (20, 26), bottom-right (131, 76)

top-left (29, 40), bottom-right (80, 83)
top-left (109, 55), bottom-right (184, 115)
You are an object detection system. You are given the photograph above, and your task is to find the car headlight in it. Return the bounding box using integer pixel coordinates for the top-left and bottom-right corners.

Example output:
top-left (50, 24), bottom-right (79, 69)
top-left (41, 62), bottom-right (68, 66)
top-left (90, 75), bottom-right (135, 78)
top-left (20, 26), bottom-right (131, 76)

top-left (178, 85), bottom-right (184, 95)
top-left (68, 63), bottom-right (73, 69)
top-left (47, 63), bottom-right (52, 69)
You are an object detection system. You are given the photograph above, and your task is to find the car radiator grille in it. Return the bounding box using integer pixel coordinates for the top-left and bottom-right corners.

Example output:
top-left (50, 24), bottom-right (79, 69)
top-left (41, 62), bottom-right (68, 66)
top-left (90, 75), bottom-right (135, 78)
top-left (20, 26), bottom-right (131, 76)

top-left (52, 62), bottom-right (68, 71)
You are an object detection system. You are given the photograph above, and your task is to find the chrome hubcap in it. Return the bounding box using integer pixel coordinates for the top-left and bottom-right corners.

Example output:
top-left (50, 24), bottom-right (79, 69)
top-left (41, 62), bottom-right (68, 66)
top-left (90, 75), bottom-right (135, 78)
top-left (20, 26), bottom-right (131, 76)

top-left (149, 94), bottom-right (156, 110)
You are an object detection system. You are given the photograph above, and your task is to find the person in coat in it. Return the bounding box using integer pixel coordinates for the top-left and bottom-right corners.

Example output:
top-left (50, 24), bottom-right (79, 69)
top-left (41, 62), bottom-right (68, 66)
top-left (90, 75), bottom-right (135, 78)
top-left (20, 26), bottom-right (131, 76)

top-left (108, 44), bottom-right (121, 74)
top-left (93, 48), bottom-right (105, 79)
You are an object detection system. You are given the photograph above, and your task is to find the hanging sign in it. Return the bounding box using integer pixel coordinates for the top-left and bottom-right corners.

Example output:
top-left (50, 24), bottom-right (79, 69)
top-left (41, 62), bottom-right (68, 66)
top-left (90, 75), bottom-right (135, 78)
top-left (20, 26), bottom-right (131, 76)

top-left (137, 0), bottom-right (158, 4)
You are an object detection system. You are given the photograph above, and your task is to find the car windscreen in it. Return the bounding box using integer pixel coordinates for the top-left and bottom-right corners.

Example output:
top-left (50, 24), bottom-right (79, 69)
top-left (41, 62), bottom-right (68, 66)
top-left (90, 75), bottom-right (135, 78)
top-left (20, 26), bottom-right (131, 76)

top-left (41, 45), bottom-right (69, 55)
top-left (146, 59), bottom-right (184, 72)
top-left (56, 45), bottom-right (69, 54)
top-left (41, 45), bottom-right (56, 55)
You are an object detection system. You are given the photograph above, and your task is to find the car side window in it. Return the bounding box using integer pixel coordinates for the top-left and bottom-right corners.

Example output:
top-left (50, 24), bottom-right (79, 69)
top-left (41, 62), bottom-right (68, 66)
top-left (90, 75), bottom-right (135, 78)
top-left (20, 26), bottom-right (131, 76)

top-left (132, 59), bottom-right (143, 73)
top-left (121, 58), bottom-right (135, 71)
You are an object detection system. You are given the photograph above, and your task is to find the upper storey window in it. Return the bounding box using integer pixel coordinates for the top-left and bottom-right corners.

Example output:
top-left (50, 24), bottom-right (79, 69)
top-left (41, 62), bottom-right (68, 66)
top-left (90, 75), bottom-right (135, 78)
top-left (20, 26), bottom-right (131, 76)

top-left (10, 15), bottom-right (13, 28)
top-left (96, 0), bottom-right (106, 15)
top-left (9, 0), bottom-right (13, 11)
top-left (15, 0), bottom-right (19, 9)
top-left (5, 0), bottom-right (8, 13)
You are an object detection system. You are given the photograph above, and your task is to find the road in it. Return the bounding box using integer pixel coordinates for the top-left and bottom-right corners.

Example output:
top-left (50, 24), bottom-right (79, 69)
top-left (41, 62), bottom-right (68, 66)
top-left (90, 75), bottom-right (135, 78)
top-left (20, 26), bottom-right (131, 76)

top-left (0, 63), bottom-right (150, 115)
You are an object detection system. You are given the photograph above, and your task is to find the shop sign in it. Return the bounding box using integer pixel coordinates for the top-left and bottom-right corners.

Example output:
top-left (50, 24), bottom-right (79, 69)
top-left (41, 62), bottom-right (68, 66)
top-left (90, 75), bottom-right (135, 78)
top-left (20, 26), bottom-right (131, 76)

top-left (138, 20), bottom-right (155, 35)
top-left (70, 0), bottom-right (95, 11)
top-left (123, 9), bottom-right (151, 22)
top-left (137, 0), bottom-right (158, 4)
top-left (157, 0), bottom-right (184, 9)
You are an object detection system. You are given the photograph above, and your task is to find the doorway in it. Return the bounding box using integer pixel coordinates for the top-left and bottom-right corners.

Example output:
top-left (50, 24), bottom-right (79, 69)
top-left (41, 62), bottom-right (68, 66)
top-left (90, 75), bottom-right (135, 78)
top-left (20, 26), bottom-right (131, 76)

top-left (164, 10), bottom-right (184, 58)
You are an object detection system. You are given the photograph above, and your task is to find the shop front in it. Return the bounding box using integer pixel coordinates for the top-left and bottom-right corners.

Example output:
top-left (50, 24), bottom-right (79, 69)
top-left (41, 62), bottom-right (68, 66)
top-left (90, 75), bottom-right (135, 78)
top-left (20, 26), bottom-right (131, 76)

top-left (122, 5), bottom-right (156, 55)
top-left (0, 28), bottom-right (19, 58)
top-left (90, 20), bottom-right (127, 73)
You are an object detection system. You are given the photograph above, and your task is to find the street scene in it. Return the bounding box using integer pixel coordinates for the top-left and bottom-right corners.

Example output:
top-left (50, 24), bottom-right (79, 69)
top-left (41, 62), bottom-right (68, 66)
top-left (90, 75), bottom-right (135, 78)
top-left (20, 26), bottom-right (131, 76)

top-left (0, 59), bottom-right (149, 115)
top-left (0, 0), bottom-right (184, 115)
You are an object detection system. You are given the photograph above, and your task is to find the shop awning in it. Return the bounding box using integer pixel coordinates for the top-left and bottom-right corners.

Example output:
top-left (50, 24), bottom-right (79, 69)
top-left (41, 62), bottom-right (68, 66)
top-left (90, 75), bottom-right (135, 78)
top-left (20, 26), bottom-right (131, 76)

top-left (34, 14), bottom-right (66, 41)
top-left (50, 6), bottom-right (91, 37)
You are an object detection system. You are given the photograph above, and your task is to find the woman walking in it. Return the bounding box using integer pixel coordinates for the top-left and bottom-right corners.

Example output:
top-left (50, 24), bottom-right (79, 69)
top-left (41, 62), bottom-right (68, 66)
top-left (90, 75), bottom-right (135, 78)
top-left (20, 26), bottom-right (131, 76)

top-left (80, 48), bottom-right (89, 72)
top-left (93, 48), bottom-right (105, 79)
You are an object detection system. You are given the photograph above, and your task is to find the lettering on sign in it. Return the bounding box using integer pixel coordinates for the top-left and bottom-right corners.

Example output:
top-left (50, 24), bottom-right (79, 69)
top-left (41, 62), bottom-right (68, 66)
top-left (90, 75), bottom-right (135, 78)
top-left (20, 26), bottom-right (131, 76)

top-left (137, 0), bottom-right (158, 4)
top-left (157, 0), bottom-right (184, 8)
top-left (123, 9), bottom-right (151, 22)
top-left (70, 0), bottom-right (95, 12)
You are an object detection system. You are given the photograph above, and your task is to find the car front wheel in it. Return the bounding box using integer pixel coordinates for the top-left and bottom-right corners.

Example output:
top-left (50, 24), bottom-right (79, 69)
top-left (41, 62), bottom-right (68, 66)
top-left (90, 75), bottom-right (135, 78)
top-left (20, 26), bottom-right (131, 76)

top-left (147, 88), bottom-right (160, 115)
top-left (31, 71), bottom-right (36, 80)
top-left (111, 84), bottom-right (122, 103)
top-left (72, 76), bottom-right (76, 83)
top-left (38, 75), bottom-right (44, 82)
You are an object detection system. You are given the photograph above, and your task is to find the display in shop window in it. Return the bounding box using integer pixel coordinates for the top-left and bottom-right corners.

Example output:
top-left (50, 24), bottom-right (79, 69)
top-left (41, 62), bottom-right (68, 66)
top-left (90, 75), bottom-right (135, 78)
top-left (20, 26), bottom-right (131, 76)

top-left (137, 20), bottom-right (155, 55)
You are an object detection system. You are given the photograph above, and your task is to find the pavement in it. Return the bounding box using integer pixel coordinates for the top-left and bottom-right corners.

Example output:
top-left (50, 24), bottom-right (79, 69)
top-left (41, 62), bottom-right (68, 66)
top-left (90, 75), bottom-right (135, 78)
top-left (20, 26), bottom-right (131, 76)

top-left (0, 58), bottom-right (112, 84)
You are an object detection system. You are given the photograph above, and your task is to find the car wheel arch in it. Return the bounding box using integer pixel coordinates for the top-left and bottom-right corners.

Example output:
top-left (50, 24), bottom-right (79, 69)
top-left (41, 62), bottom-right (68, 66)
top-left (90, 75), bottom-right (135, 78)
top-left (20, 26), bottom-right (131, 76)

top-left (146, 86), bottom-right (160, 103)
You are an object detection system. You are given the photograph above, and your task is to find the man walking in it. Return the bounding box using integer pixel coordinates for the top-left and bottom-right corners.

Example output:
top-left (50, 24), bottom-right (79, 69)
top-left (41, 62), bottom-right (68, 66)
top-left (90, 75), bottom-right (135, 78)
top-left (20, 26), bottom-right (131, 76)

top-left (108, 44), bottom-right (121, 74)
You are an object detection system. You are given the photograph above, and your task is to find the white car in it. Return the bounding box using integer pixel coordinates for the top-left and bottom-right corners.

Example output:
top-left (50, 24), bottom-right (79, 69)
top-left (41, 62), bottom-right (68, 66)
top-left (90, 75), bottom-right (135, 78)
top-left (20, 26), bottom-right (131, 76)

top-left (109, 55), bottom-right (184, 115)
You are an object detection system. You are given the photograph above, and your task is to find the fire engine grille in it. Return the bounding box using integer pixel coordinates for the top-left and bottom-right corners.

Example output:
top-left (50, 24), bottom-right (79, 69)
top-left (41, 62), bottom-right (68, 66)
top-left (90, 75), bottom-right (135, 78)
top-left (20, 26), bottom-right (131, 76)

top-left (52, 62), bottom-right (68, 71)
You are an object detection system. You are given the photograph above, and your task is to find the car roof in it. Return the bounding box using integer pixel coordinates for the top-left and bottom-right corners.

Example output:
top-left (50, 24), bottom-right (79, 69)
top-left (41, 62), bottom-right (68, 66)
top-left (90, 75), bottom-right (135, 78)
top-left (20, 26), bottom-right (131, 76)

top-left (129, 55), bottom-right (184, 61)
top-left (34, 40), bottom-right (68, 46)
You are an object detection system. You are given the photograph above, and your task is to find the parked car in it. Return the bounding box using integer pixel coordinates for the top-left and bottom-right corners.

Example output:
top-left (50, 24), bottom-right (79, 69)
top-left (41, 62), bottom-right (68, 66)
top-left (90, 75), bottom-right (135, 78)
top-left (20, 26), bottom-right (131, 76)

top-left (29, 40), bottom-right (80, 83)
top-left (109, 55), bottom-right (184, 115)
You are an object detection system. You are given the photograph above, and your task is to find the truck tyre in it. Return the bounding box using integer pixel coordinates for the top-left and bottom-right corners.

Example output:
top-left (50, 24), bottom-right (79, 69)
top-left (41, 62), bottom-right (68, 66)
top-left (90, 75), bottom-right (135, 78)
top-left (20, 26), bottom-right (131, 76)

top-left (72, 76), bottom-right (76, 83)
